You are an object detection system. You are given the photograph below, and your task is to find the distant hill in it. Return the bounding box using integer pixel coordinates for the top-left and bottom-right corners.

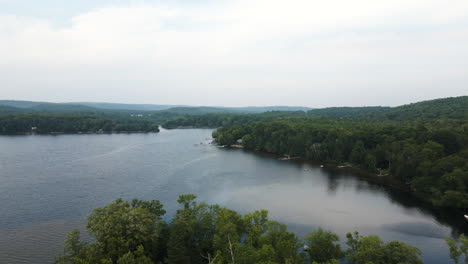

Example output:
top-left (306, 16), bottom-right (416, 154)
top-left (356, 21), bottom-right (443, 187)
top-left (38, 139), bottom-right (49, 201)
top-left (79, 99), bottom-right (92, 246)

top-left (29, 103), bottom-right (108, 113)
top-left (73, 102), bottom-right (184, 111)
top-left (307, 106), bottom-right (391, 118)
top-left (384, 96), bottom-right (468, 120)
top-left (74, 104), bottom-right (312, 113)
top-left (0, 100), bottom-right (47, 108)
top-left (1, 97), bottom-right (466, 118)
top-left (306, 96), bottom-right (468, 120)
top-left (0, 100), bottom-right (170, 113)
top-left (161, 106), bottom-right (234, 115)
top-left (0, 100), bottom-right (312, 114)
top-left (0, 105), bottom-right (25, 113)
top-left (228, 106), bottom-right (311, 113)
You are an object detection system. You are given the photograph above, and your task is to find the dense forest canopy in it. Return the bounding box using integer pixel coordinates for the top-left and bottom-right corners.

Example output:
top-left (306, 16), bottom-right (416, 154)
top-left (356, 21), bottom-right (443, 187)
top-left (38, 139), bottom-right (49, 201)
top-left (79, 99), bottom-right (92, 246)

top-left (305, 96), bottom-right (468, 120)
top-left (0, 114), bottom-right (160, 134)
top-left (56, 195), bottom-right (425, 264)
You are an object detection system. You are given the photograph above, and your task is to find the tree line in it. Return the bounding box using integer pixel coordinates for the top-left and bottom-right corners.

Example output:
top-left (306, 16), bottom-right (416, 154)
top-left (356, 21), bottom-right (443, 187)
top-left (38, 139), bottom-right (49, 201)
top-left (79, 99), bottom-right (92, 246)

top-left (56, 195), bottom-right (425, 264)
top-left (0, 113), bottom-right (160, 134)
top-left (305, 96), bottom-right (468, 120)
top-left (161, 111), bottom-right (307, 129)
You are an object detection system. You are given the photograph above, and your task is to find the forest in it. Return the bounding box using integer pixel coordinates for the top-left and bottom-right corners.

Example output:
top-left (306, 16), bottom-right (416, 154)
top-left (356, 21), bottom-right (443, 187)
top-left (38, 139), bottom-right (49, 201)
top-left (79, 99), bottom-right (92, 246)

top-left (55, 195), bottom-right (431, 264)
top-left (0, 114), bottom-right (160, 134)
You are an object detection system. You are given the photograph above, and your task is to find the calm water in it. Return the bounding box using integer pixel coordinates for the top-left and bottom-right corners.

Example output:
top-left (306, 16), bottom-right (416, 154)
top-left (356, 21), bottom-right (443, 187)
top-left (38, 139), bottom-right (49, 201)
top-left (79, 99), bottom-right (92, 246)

top-left (0, 129), bottom-right (466, 263)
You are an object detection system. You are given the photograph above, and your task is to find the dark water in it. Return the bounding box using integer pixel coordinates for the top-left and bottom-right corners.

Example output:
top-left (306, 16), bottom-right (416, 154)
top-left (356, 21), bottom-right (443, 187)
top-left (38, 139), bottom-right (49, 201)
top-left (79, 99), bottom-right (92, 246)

top-left (0, 129), bottom-right (466, 263)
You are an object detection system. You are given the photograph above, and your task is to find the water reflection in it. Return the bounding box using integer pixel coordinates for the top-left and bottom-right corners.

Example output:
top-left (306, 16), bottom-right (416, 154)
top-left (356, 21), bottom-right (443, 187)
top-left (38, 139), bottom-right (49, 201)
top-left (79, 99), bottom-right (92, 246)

top-left (382, 222), bottom-right (447, 239)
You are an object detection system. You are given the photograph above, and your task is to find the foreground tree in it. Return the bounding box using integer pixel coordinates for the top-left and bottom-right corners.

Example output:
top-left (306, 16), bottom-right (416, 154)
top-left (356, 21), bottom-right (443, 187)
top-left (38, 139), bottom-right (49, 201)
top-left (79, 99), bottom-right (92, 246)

top-left (56, 196), bottom-right (424, 264)
top-left (446, 234), bottom-right (468, 264)
top-left (167, 194), bottom-right (219, 264)
top-left (345, 231), bottom-right (423, 264)
top-left (56, 198), bottom-right (166, 264)
top-left (304, 228), bottom-right (343, 263)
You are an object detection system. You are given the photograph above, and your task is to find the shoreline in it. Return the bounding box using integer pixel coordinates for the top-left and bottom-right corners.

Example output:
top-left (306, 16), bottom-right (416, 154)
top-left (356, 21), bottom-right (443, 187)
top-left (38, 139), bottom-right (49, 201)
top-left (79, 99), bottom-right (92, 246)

top-left (162, 125), bottom-right (218, 129)
top-left (0, 131), bottom-right (160, 136)
top-left (223, 144), bottom-right (405, 186)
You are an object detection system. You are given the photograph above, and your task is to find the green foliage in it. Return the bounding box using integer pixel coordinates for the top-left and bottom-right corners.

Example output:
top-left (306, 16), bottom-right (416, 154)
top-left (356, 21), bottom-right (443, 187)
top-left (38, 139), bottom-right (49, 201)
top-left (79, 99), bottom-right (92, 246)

top-left (56, 198), bottom-right (167, 263)
top-left (162, 111), bottom-right (306, 130)
top-left (307, 106), bottom-right (391, 118)
top-left (345, 232), bottom-right (423, 264)
top-left (86, 198), bottom-right (166, 262)
top-left (167, 194), bottom-right (219, 264)
top-left (306, 96), bottom-right (468, 120)
top-left (117, 246), bottom-right (153, 264)
top-left (0, 113), bottom-right (160, 134)
top-left (304, 228), bottom-right (343, 263)
top-left (311, 260), bottom-right (339, 264)
top-left (445, 234), bottom-right (468, 264)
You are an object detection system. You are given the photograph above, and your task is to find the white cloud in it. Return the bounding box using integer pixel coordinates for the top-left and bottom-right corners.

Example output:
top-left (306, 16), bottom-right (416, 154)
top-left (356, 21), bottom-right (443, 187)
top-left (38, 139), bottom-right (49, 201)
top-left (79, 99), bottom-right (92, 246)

top-left (0, 0), bottom-right (467, 106)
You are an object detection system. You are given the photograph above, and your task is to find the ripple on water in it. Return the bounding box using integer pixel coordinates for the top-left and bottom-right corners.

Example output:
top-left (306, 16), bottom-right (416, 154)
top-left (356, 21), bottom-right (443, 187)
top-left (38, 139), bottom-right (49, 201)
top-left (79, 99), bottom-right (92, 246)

top-left (0, 219), bottom-right (88, 264)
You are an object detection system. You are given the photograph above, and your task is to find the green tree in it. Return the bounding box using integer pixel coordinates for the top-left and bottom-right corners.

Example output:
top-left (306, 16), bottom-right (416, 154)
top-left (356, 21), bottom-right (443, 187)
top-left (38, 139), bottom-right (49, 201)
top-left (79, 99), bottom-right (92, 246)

top-left (304, 228), bottom-right (343, 263)
top-left (117, 246), bottom-right (153, 264)
top-left (446, 234), bottom-right (468, 264)
top-left (86, 198), bottom-right (166, 262)
top-left (345, 232), bottom-right (422, 264)
top-left (167, 194), bottom-right (219, 264)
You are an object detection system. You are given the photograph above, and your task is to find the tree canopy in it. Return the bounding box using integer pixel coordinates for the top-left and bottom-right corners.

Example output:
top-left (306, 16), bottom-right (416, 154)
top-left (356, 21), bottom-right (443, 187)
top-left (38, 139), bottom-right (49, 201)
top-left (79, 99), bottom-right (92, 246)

top-left (56, 195), bottom-right (424, 264)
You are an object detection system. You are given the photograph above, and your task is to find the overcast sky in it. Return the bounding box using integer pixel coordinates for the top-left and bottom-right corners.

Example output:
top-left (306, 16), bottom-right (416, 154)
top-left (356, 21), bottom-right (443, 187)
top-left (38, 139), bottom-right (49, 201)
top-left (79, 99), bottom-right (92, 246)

top-left (0, 0), bottom-right (467, 107)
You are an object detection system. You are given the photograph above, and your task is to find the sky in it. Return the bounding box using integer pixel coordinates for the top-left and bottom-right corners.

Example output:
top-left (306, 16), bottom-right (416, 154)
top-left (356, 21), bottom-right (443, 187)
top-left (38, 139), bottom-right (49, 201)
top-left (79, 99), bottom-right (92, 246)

top-left (0, 0), bottom-right (467, 107)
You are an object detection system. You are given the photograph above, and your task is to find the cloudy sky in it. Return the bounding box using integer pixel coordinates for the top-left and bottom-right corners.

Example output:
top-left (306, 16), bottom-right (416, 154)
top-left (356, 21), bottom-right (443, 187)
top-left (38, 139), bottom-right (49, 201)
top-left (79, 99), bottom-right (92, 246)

top-left (1, 0), bottom-right (467, 107)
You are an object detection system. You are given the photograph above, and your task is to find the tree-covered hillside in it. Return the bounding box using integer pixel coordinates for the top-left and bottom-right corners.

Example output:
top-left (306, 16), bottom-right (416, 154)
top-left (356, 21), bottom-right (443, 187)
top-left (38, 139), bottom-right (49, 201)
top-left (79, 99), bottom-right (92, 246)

top-left (307, 106), bottom-right (391, 118)
top-left (384, 96), bottom-right (468, 120)
top-left (162, 111), bottom-right (307, 129)
top-left (0, 105), bottom-right (26, 114)
top-left (305, 96), bottom-right (468, 120)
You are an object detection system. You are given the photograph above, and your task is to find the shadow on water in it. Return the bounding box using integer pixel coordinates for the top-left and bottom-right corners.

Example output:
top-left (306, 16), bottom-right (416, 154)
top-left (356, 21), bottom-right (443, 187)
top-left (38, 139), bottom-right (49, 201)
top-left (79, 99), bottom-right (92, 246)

top-left (322, 167), bottom-right (468, 238)
top-left (228, 147), bottom-right (468, 238)
top-left (327, 167), bottom-right (468, 237)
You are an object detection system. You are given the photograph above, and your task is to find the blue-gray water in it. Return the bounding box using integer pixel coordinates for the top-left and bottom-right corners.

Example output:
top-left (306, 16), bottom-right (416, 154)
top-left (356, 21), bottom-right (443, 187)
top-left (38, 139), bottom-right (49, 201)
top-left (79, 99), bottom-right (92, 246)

top-left (0, 129), bottom-right (466, 263)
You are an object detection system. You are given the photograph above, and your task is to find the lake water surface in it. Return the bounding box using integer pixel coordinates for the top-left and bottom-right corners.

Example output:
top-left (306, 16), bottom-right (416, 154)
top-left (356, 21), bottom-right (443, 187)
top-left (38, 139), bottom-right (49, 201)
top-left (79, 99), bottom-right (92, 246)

top-left (0, 129), bottom-right (466, 263)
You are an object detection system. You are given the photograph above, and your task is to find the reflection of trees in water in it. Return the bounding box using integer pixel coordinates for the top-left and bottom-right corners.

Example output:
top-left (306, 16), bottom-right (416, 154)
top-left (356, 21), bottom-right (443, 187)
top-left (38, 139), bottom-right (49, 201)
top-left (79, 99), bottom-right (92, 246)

top-left (320, 167), bottom-right (468, 238)
top-left (384, 188), bottom-right (468, 238)
top-left (230, 149), bottom-right (467, 238)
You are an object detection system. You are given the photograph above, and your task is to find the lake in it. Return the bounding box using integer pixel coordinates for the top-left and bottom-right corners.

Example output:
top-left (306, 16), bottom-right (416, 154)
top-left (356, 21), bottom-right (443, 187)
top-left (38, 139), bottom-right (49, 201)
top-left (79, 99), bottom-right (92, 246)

top-left (0, 128), bottom-right (466, 263)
